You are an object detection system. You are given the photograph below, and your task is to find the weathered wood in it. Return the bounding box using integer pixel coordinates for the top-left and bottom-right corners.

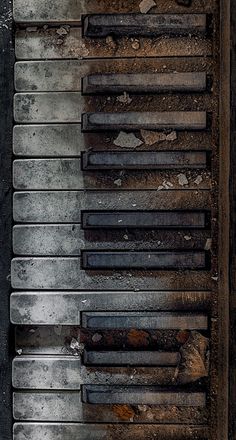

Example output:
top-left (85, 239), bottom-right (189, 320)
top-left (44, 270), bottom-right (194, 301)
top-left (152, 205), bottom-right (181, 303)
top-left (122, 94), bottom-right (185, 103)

top-left (11, 257), bottom-right (212, 290)
top-left (13, 391), bottom-right (208, 424)
top-left (82, 312), bottom-right (208, 330)
top-left (82, 112), bottom-right (207, 132)
top-left (13, 423), bottom-right (209, 440)
top-left (15, 28), bottom-right (212, 60)
top-left (82, 211), bottom-right (207, 229)
top-left (13, 191), bottom-right (211, 223)
top-left (11, 291), bottom-right (211, 325)
top-left (13, 125), bottom-right (83, 157)
top-left (81, 151), bottom-right (207, 170)
top-left (82, 251), bottom-right (207, 270)
top-left (83, 14), bottom-right (207, 38)
top-left (14, 93), bottom-right (84, 123)
top-left (82, 386), bottom-right (206, 406)
top-left (82, 72), bottom-right (207, 94)
top-left (12, 356), bottom-right (176, 389)
top-left (0, 0), bottom-right (14, 438)
top-left (13, 225), bottom-right (211, 255)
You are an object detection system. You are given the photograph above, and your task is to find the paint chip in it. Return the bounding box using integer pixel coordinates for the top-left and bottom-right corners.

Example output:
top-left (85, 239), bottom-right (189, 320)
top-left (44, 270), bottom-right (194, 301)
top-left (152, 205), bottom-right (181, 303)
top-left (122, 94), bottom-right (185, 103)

top-left (114, 132), bottom-right (143, 149)
top-left (139, 0), bottom-right (156, 13)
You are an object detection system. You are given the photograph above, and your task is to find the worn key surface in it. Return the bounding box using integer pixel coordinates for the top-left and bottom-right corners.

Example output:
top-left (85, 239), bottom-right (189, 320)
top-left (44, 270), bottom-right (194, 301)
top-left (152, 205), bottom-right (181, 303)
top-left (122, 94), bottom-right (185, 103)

top-left (81, 151), bottom-right (207, 170)
top-left (82, 385), bottom-right (206, 406)
top-left (82, 72), bottom-right (207, 94)
top-left (84, 351), bottom-right (180, 366)
top-left (82, 211), bottom-right (208, 229)
top-left (10, 291), bottom-right (211, 325)
top-left (82, 112), bottom-right (207, 131)
top-left (82, 311), bottom-right (208, 330)
top-left (82, 250), bottom-right (207, 270)
top-left (83, 14), bottom-right (207, 38)
top-left (13, 423), bottom-right (209, 440)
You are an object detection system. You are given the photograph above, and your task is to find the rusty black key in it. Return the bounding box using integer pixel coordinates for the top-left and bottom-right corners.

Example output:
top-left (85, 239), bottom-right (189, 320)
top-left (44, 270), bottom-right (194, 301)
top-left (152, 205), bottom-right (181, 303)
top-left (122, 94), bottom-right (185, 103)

top-left (82, 385), bottom-right (206, 406)
top-left (82, 211), bottom-right (208, 229)
top-left (82, 250), bottom-right (207, 270)
top-left (83, 14), bottom-right (207, 38)
top-left (82, 72), bottom-right (207, 95)
top-left (81, 151), bottom-right (207, 170)
top-left (81, 111), bottom-right (207, 132)
top-left (83, 350), bottom-right (180, 366)
top-left (81, 311), bottom-right (208, 329)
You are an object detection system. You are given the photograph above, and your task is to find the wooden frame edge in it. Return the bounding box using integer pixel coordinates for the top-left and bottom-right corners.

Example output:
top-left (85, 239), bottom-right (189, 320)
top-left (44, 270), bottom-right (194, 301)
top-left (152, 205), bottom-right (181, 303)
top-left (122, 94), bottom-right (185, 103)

top-left (0, 0), bottom-right (14, 439)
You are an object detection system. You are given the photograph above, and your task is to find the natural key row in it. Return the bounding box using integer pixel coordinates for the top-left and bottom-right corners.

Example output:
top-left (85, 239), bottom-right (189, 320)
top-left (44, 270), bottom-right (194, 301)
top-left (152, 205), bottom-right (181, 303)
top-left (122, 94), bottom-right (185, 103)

top-left (11, 258), bottom-right (212, 290)
top-left (11, 356), bottom-right (178, 389)
top-left (15, 28), bottom-right (212, 60)
top-left (13, 191), bottom-right (211, 222)
top-left (13, 225), bottom-right (211, 256)
top-left (13, 391), bottom-right (208, 423)
top-left (14, 93), bottom-right (207, 127)
top-left (12, 123), bottom-right (212, 157)
top-left (13, 423), bottom-right (209, 440)
top-left (13, 155), bottom-right (208, 189)
top-left (10, 291), bottom-right (211, 325)
top-left (14, 59), bottom-right (210, 93)
top-left (13, 151), bottom-right (208, 189)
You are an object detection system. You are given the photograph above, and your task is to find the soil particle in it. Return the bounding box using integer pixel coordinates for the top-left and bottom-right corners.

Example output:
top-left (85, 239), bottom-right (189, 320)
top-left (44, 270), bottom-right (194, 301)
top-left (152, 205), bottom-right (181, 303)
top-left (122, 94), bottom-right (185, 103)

top-left (204, 238), bottom-right (212, 250)
top-left (139, 0), bottom-right (156, 14)
top-left (174, 331), bottom-right (209, 384)
top-left (141, 130), bottom-right (166, 145)
top-left (116, 92), bottom-right (132, 104)
top-left (176, 0), bottom-right (192, 6)
top-left (141, 130), bottom-right (177, 145)
top-left (92, 333), bottom-right (103, 343)
top-left (184, 235), bottom-right (192, 241)
top-left (114, 178), bottom-right (122, 187)
top-left (131, 39), bottom-right (140, 50)
top-left (56, 26), bottom-right (69, 36)
top-left (194, 175), bottom-right (203, 185)
top-left (166, 131), bottom-right (177, 141)
top-left (106, 36), bottom-right (117, 49)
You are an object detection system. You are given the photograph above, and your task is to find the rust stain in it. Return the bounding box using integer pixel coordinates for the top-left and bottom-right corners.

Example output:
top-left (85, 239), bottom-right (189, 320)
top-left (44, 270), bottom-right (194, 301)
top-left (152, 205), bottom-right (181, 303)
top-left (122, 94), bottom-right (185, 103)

top-left (112, 404), bottom-right (135, 421)
top-left (176, 330), bottom-right (190, 344)
top-left (127, 329), bottom-right (150, 347)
